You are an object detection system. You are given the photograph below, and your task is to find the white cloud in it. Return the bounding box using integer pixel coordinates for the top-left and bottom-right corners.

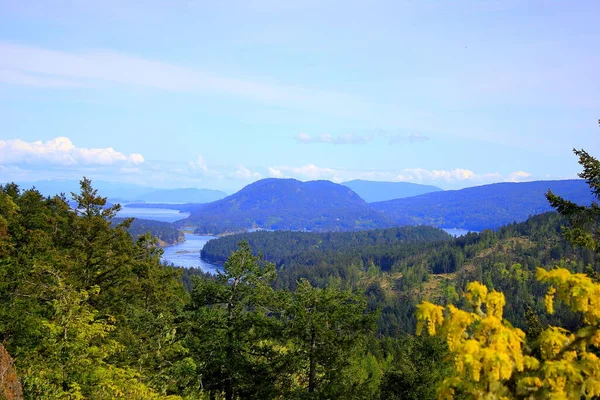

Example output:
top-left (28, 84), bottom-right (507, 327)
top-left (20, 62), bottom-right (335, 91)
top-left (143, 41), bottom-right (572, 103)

top-left (188, 156), bottom-right (261, 181)
top-left (267, 163), bottom-right (532, 186)
top-left (508, 170), bottom-right (532, 182)
top-left (0, 137), bottom-right (144, 166)
top-left (233, 165), bottom-right (261, 180)
top-left (0, 68), bottom-right (89, 88)
top-left (0, 42), bottom-right (373, 119)
top-left (188, 155), bottom-right (210, 174)
top-left (268, 167), bottom-right (284, 178)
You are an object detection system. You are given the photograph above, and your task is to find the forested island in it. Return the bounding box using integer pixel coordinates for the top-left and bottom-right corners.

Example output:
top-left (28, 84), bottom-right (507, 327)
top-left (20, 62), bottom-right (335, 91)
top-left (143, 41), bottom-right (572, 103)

top-left (113, 217), bottom-right (185, 246)
top-left (1, 149), bottom-right (599, 399)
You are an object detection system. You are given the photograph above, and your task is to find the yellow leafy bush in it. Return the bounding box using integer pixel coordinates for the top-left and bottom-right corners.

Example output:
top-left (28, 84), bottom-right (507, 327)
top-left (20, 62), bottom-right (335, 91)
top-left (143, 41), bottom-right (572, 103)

top-left (417, 268), bottom-right (600, 399)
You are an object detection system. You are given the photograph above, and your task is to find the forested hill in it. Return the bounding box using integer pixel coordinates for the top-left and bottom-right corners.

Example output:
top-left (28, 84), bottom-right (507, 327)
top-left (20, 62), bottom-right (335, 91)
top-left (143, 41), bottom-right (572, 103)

top-left (112, 217), bottom-right (184, 246)
top-left (342, 179), bottom-right (442, 202)
top-left (201, 225), bottom-right (452, 265)
top-left (3, 173), bottom-right (600, 399)
top-left (372, 179), bottom-right (594, 231)
top-left (179, 178), bottom-right (397, 234)
top-left (201, 211), bottom-right (598, 335)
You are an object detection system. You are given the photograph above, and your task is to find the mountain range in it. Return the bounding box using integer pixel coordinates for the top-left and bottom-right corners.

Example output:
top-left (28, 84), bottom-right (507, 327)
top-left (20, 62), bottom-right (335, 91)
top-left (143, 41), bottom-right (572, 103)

top-left (10, 179), bottom-right (227, 203)
top-left (177, 178), bottom-right (594, 233)
top-left (177, 178), bottom-right (395, 234)
top-left (371, 179), bottom-right (594, 231)
top-left (11, 177), bottom-right (596, 233)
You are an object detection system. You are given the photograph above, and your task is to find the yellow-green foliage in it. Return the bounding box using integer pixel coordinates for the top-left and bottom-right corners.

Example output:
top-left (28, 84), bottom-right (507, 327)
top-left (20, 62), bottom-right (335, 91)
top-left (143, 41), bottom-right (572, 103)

top-left (20, 271), bottom-right (179, 400)
top-left (417, 268), bottom-right (600, 399)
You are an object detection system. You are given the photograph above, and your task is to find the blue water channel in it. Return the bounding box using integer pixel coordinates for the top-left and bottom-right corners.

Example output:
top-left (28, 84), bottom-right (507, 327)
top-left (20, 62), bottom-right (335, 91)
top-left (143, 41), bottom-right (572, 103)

top-left (117, 206), bottom-right (221, 273)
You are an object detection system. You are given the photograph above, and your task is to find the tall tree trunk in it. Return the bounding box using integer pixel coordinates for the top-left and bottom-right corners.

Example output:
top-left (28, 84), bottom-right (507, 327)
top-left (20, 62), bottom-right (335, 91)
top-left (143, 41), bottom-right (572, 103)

top-left (0, 344), bottom-right (24, 400)
top-left (225, 375), bottom-right (233, 400)
top-left (308, 330), bottom-right (317, 393)
top-left (225, 275), bottom-right (240, 400)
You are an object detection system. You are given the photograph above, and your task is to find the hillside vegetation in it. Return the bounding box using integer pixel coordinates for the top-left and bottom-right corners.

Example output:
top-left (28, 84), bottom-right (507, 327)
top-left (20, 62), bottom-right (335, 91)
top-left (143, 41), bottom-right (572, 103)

top-left (179, 178), bottom-right (396, 234)
top-left (1, 149), bottom-right (599, 399)
top-left (113, 217), bottom-right (184, 246)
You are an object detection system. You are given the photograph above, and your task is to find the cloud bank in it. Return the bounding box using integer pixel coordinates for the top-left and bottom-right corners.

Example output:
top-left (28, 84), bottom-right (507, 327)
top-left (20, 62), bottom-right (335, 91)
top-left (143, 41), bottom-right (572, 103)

top-left (0, 139), bottom-right (537, 191)
top-left (267, 163), bottom-right (530, 186)
top-left (0, 137), bottom-right (144, 166)
top-left (0, 42), bottom-right (373, 119)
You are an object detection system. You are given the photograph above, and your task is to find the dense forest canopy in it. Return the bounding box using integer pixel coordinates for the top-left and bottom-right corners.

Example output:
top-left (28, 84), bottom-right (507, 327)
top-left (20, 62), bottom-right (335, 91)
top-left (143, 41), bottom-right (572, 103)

top-left (0, 149), bottom-right (599, 399)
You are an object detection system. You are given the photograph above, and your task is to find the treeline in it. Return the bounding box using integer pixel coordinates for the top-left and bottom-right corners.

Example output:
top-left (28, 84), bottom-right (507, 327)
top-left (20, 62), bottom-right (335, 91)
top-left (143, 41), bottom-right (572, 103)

top-left (0, 179), bottom-right (454, 399)
top-left (2, 174), bottom-right (598, 399)
top-left (201, 226), bottom-right (452, 265)
top-left (0, 180), bottom-right (187, 398)
top-left (202, 212), bottom-right (597, 336)
top-left (113, 217), bottom-right (184, 246)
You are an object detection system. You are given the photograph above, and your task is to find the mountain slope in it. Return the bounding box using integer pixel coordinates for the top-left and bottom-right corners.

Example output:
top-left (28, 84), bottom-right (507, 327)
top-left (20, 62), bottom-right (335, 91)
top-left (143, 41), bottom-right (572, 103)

top-left (342, 180), bottom-right (442, 202)
top-left (178, 178), bottom-right (396, 233)
top-left (372, 179), bottom-right (594, 231)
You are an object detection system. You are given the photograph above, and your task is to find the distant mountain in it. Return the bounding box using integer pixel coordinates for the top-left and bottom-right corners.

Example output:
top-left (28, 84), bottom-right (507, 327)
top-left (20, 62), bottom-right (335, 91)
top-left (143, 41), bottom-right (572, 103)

top-left (177, 178), bottom-right (395, 234)
top-left (9, 179), bottom-right (227, 204)
top-left (138, 188), bottom-right (227, 203)
top-left (372, 179), bottom-right (595, 231)
top-left (12, 179), bottom-right (154, 201)
top-left (342, 179), bottom-right (442, 202)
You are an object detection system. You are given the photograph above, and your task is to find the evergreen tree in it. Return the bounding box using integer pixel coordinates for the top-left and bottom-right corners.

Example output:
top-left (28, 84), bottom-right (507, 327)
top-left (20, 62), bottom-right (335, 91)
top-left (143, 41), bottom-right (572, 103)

top-left (546, 148), bottom-right (600, 254)
top-left (184, 241), bottom-right (278, 400)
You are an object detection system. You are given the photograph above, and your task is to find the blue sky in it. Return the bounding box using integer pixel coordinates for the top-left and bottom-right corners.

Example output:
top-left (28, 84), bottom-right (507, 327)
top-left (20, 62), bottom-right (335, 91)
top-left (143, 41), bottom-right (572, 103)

top-left (1, 0), bottom-right (598, 191)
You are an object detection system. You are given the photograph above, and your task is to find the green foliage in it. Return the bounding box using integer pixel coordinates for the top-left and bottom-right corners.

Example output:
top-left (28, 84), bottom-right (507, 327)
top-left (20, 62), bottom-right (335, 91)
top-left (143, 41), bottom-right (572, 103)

top-left (203, 211), bottom-right (598, 336)
top-left (280, 279), bottom-right (376, 398)
top-left (0, 178), bottom-right (186, 399)
top-left (202, 226), bottom-right (452, 265)
top-left (380, 335), bottom-right (455, 400)
top-left (184, 241), bottom-right (279, 399)
top-left (1, 152), bottom-right (599, 400)
top-left (184, 242), bottom-right (377, 399)
top-left (113, 217), bottom-right (184, 246)
top-left (547, 148), bottom-right (600, 254)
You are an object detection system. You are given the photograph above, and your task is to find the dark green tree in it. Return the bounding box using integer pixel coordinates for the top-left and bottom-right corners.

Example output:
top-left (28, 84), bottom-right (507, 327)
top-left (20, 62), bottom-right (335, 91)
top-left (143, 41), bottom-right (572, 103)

top-left (0, 179), bottom-right (187, 398)
top-left (282, 279), bottom-right (376, 398)
top-left (546, 148), bottom-right (600, 253)
top-left (185, 241), bottom-right (278, 400)
top-left (380, 334), bottom-right (455, 400)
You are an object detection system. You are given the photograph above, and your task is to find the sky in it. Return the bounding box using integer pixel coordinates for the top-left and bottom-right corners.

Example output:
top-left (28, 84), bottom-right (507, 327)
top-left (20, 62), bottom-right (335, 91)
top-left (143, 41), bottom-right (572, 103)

top-left (0, 0), bottom-right (599, 192)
